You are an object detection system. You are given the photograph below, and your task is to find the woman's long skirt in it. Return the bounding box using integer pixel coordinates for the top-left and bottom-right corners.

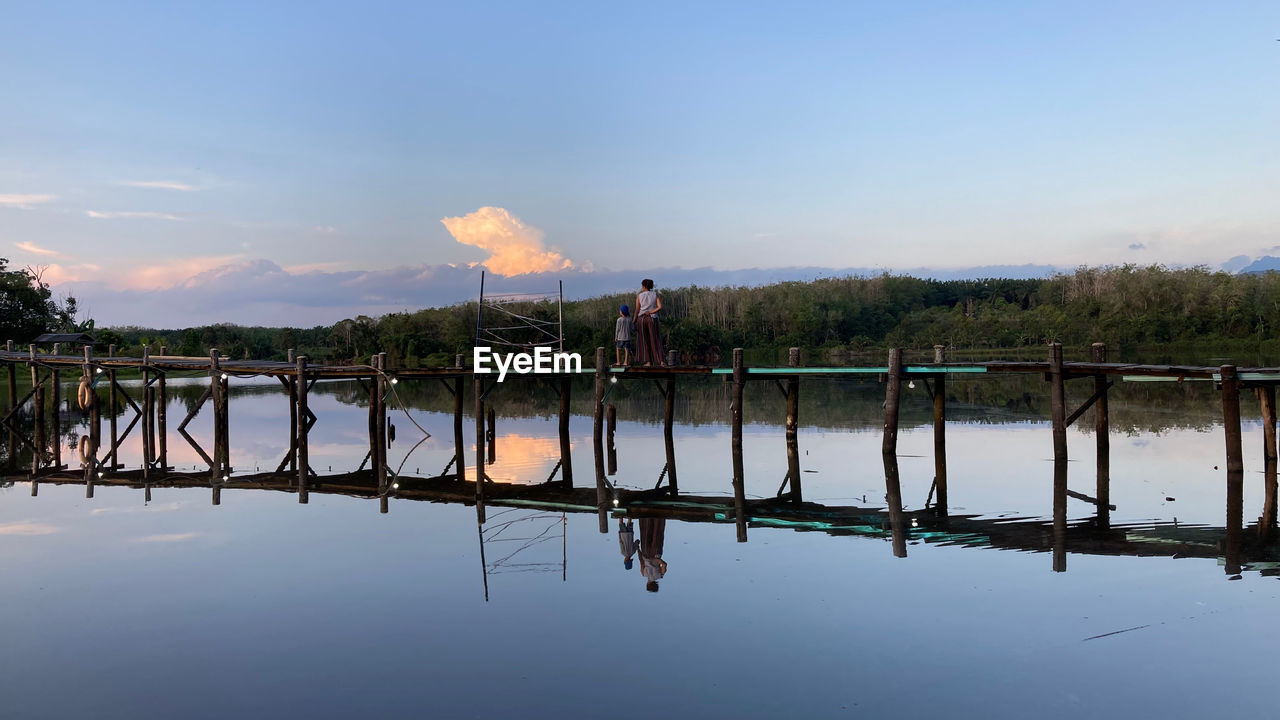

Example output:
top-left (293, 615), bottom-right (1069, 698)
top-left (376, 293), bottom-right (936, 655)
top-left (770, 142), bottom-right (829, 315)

top-left (636, 314), bottom-right (665, 366)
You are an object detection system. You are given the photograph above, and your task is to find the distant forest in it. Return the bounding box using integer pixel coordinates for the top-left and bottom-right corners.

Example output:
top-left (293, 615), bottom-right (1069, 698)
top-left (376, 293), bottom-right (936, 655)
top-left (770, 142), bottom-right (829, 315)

top-left (84, 265), bottom-right (1280, 366)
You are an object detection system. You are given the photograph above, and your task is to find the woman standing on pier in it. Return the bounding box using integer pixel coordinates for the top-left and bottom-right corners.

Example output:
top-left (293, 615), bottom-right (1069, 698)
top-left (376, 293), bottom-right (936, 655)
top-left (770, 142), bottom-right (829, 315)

top-left (635, 279), bottom-right (666, 366)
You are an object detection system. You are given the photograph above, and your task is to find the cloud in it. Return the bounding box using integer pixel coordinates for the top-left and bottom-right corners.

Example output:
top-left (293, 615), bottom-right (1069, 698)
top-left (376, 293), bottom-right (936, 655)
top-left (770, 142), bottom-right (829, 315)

top-left (0, 193), bottom-right (55, 209)
top-left (313, 225), bottom-right (339, 235)
top-left (128, 254), bottom-right (246, 290)
top-left (131, 532), bottom-right (202, 543)
top-left (1128, 242), bottom-right (1145, 250)
top-left (87, 210), bottom-right (183, 221)
top-left (120, 180), bottom-right (198, 191)
top-left (441, 206), bottom-right (577, 276)
top-left (14, 240), bottom-right (67, 258)
top-left (41, 263), bottom-right (101, 285)
top-left (0, 521), bottom-right (59, 536)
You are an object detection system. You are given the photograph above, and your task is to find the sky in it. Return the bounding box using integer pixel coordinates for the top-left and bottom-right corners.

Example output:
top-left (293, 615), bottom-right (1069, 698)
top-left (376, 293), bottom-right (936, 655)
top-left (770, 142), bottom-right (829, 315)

top-left (2, 1), bottom-right (1279, 327)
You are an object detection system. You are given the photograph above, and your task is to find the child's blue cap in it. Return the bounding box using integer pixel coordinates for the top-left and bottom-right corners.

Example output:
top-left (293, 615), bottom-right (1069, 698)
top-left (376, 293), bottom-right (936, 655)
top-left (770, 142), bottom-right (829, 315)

top-left (620, 305), bottom-right (630, 316)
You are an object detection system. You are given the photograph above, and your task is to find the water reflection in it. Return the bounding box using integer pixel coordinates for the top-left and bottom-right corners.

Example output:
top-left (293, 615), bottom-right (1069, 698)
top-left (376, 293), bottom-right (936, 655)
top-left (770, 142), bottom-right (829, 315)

top-left (8, 372), bottom-right (1280, 718)
top-left (7, 374), bottom-right (1280, 587)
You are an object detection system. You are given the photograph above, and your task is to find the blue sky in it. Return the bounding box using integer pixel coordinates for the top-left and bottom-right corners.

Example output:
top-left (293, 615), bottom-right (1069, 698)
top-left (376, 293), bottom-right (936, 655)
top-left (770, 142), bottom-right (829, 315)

top-left (2, 2), bottom-right (1279, 325)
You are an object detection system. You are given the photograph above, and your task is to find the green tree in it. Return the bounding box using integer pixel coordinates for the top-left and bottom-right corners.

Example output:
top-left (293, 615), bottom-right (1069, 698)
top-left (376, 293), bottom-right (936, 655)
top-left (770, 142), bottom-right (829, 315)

top-left (0, 259), bottom-right (80, 342)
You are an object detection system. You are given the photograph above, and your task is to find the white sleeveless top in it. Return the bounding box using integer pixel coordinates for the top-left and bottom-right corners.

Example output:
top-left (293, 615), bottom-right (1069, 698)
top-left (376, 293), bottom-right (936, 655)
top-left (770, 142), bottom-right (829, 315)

top-left (638, 290), bottom-right (659, 316)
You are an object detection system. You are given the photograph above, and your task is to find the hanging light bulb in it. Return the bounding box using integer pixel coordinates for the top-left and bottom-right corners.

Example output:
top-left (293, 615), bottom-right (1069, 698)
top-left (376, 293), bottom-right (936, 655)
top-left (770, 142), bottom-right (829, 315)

top-left (220, 373), bottom-right (228, 380)
top-left (908, 380), bottom-right (915, 389)
top-left (390, 377), bottom-right (398, 385)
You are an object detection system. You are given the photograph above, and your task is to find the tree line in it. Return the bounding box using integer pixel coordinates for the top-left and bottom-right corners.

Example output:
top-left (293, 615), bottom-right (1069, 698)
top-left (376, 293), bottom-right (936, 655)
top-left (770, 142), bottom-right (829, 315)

top-left (7, 264), bottom-right (1280, 365)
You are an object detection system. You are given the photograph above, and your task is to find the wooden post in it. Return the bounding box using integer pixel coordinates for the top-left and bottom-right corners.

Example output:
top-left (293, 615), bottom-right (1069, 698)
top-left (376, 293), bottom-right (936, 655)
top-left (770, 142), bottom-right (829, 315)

top-left (1049, 342), bottom-right (1067, 464)
top-left (50, 344), bottom-right (61, 470)
top-left (882, 348), bottom-right (903, 457)
top-left (666, 349), bottom-right (677, 367)
top-left (486, 406), bottom-right (496, 464)
top-left (475, 371), bottom-right (486, 523)
top-left (6, 345), bottom-right (16, 471)
top-left (1092, 343), bottom-right (1110, 530)
top-left (141, 347), bottom-right (151, 480)
top-left (296, 356), bottom-right (309, 503)
top-left (209, 349), bottom-right (225, 483)
top-left (286, 356), bottom-right (297, 474)
top-left (108, 344), bottom-right (118, 470)
top-left (83, 346), bottom-right (99, 497)
top-left (606, 403), bottom-right (617, 476)
top-left (593, 347), bottom-right (608, 533)
top-left (1222, 365), bottom-right (1244, 576)
top-left (1261, 385), bottom-right (1279, 542)
top-left (377, 353), bottom-right (388, 510)
top-left (157, 368), bottom-right (168, 471)
top-left (287, 348), bottom-right (294, 363)
top-left (785, 347), bottom-right (801, 502)
top-left (663, 377), bottom-right (678, 493)
top-left (29, 345), bottom-right (43, 474)
top-left (932, 345), bottom-right (947, 514)
top-left (453, 371), bottom-right (465, 482)
top-left (1258, 385), bottom-right (1277, 465)
top-left (883, 451), bottom-right (907, 558)
top-left (557, 376), bottom-right (572, 484)
top-left (732, 347), bottom-right (747, 542)
top-left (370, 354), bottom-right (386, 497)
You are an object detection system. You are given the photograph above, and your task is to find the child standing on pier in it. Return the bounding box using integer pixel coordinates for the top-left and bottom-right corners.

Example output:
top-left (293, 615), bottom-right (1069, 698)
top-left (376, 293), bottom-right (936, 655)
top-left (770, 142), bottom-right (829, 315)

top-left (614, 304), bottom-right (633, 366)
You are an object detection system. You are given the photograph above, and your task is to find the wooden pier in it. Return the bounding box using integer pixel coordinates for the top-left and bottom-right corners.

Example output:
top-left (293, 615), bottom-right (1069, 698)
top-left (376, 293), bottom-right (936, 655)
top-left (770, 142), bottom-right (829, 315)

top-left (4, 339), bottom-right (1280, 574)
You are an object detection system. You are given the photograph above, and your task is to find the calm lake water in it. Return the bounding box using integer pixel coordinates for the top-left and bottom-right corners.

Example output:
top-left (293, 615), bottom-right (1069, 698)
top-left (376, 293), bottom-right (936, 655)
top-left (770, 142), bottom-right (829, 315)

top-left (2, 373), bottom-right (1279, 718)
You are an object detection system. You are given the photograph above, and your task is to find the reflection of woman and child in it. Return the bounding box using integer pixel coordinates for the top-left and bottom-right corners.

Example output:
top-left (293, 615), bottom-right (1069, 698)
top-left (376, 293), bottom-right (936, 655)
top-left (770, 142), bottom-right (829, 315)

top-left (613, 279), bottom-right (666, 367)
top-left (618, 517), bottom-right (667, 592)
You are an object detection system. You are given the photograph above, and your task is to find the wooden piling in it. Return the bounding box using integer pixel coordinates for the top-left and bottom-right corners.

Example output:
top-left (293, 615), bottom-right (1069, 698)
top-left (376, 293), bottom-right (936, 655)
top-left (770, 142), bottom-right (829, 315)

top-left (377, 353), bottom-right (388, 506)
top-left (1259, 385), bottom-right (1277, 465)
top-left (1221, 365), bottom-right (1244, 575)
top-left (453, 370), bottom-right (465, 483)
top-left (6, 345), bottom-right (15, 470)
top-left (1049, 342), bottom-right (1067, 463)
top-left (141, 347), bottom-right (151, 480)
top-left (663, 377), bottom-right (678, 493)
top-left (555, 377), bottom-right (572, 483)
top-left (210, 349), bottom-right (226, 482)
top-left (475, 371), bottom-right (486, 523)
top-left (296, 355), bottom-right (309, 503)
top-left (1260, 384), bottom-right (1279, 541)
top-left (785, 347), bottom-right (801, 502)
top-left (50, 343), bottom-right (61, 470)
top-left (732, 347), bottom-right (747, 542)
top-left (157, 369), bottom-right (167, 471)
top-left (371, 354), bottom-right (387, 496)
top-left (882, 348), bottom-right (903, 457)
top-left (1092, 343), bottom-right (1110, 529)
top-left (108, 344), bottom-right (118, 470)
top-left (593, 347), bottom-right (608, 533)
top-left (666, 349), bottom-right (677, 367)
top-left (29, 345), bottom-right (43, 474)
top-left (882, 450), bottom-right (908, 558)
top-left (926, 346), bottom-right (945, 513)
top-left (606, 403), bottom-right (617, 476)
top-left (83, 346), bottom-right (98, 497)
top-left (287, 370), bottom-right (298, 473)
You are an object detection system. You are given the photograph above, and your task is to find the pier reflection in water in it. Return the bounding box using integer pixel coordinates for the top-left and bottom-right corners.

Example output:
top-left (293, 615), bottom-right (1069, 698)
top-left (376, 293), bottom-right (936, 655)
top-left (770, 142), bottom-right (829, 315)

top-left (4, 373), bottom-right (1280, 718)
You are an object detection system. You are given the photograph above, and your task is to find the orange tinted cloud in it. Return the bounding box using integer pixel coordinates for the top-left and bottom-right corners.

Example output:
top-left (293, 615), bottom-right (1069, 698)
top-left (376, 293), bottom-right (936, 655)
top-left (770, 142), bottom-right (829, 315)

top-left (121, 254), bottom-right (245, 290)
top-left (441, 207), bottom-right (577, 276)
